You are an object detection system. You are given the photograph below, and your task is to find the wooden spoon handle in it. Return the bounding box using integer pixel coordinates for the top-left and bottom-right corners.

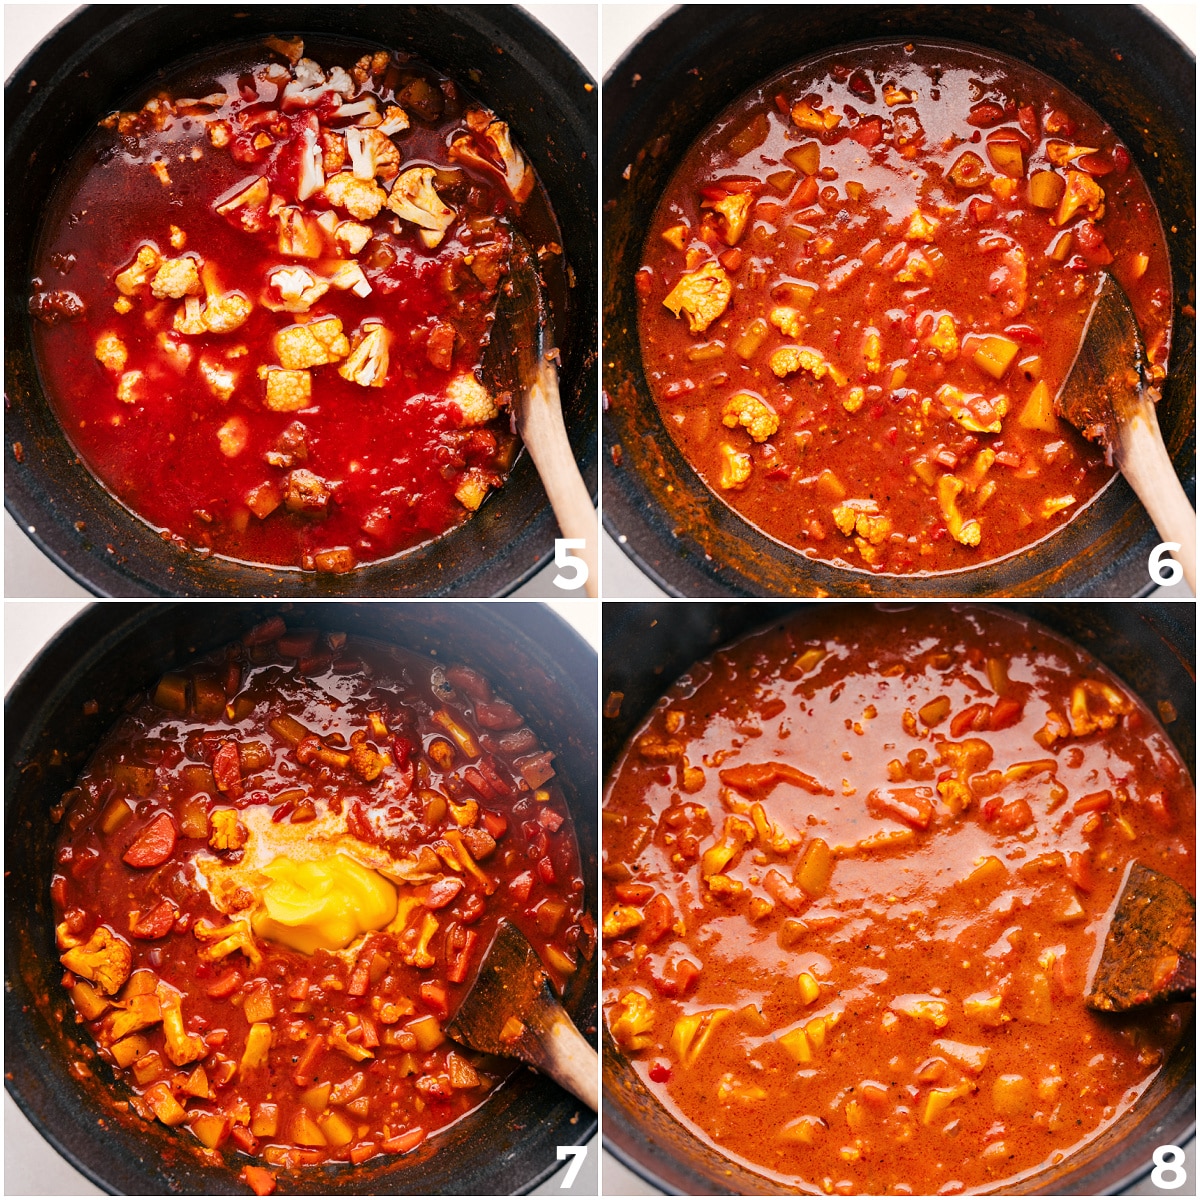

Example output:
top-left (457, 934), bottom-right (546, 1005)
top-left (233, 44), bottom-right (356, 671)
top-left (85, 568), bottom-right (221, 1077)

top-left (536, 1012), bottom-right (599, 1111)
top-left (1115, 404), bottom-right (1196, 592)
top-left (517, 361), bottom-right (598, 597)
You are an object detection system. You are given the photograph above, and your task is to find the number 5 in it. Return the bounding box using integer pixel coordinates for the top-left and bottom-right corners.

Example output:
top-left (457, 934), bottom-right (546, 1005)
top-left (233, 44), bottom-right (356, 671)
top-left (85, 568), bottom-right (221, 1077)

top-left (557, 1144), bottom-right (587, 1188)
top-left (553, 538), bottom-right (589, 591)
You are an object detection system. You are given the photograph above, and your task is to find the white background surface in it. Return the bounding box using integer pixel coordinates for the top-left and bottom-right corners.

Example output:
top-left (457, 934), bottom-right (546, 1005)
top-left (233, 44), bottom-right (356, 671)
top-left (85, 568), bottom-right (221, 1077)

top-left (599, 2), bottom-right (1196, 600)
top-left (4, 593), bottom-right (599, 1197)
top-left (3, 2), bottom-right (599, 600)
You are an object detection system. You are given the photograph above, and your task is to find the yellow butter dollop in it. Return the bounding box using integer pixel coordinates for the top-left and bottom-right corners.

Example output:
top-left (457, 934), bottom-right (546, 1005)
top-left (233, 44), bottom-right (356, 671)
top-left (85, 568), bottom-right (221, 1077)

top-left (252, 853), bottom-right (397, 954)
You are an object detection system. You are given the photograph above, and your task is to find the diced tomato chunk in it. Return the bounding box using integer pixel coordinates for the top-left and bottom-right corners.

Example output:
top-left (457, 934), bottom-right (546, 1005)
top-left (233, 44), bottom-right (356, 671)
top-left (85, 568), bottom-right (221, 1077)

top-left (509, 871), bottom-right (535, 902)
top-left (241, 1166), bottom-right (276, 1196)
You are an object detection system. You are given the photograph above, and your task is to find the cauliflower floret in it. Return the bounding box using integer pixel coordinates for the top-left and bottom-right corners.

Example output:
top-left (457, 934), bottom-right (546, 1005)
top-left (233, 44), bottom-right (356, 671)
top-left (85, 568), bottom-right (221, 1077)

top-left (208, 120), bottom-right (232, 148)
top-left (169, 225), bottom-right (187, 250)
top-left (718, 443), bottom-right (752, 489)
top-left (770, 345), bottom-right (830, 380)
top-left (768, 306), bottom-right (804, 338)
top-left (449, 116), bottom-right (533, 203)
top-left (158, 332), bottom-right (192, 372)
top-left (274, 316), bottom-right (349, 369)
top-left (157, 983), bottom-right (207, 1066)
top-left (282, 56), bottom-right (329, 108)
top-left (454, 468), bottom-right (494, 512)
top-left (295, 114), bottom-right (325, 202)
top-left (710, 192), bottom-right (753, 246)
top-left (217, 415), bottom-right (248, 458)
top-left (937, 475), bottom-right (982, 547)
top-left (345, 127), bottom-right (401, 182)
top-left (60, 927), bottom-right (132, 996)
top-left (321, 130), bottom-right (347, 174)
top-left (173, 296), bottom-right (206, 336)
top-left (377, 104), bottom-right (410, 136)
top-left (447, 373), bottom-right (499, 426)
top-left (114, 244), bottom-right (162, 295)
top-left (386, 167), bottom-right (456, 248)
top-left (328, 261), bottom-right (372, 297)
top-left (722, 393), bottom-right (779, 443)
top-left (94, 332), bottom-right (128, 373)
top-left (938, 383), bottom-right (1009, 434)
top-left (338, 322), bottom-right (390, 388)
top-left (203, 292), bottom-right (253, 334)
top-left (199, 355), bottom-right (237, 401)
top-left (1054, 170), bottom-right (1105, 226)
top-left (323, 170), bottom-right (387, 220)
top-left (116, 370), bottom-right (147, 405)
top-left (113, 296), bottom-right (134, 314)
top-left (277, 206), bottom-right (326, 258)
top-left (928, 314), bottom-right (959, 360)
top-left (259, 366), bottom-right (313, 412)
top-left (265, 266), bottom-right (329, 313)
top-left (905, 211), bottom-right (939, 242)
top-left (209, 809), bottom-right (248, 851)
top-left (215, 176), bottom-right (270, 231)
top-left (895, 249), bottom-right (933, 283)
top-left (609, 991), bottom-right (655, 1052)
top-left (662, 263), bottom-right (732, 334)
top-left (150, 256), bottom-right (203, 300)
top-left (832, 500), bottom-right (892, 544)
top-left (335, 220), bottom-right (373, 255)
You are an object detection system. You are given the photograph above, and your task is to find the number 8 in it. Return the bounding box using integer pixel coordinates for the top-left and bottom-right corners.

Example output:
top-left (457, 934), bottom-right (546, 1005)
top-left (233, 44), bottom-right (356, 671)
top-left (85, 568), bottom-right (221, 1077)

top-left (1151, 1145), bottom-right (1186, 1189)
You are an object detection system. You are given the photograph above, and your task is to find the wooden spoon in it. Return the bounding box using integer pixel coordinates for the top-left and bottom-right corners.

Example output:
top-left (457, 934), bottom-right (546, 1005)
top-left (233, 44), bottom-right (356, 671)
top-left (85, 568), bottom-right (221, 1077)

top-left (486, 231), bottom-right (598, 596)
top-left (444, 918), bottom-right (598, 1110)
top-left (1085, 862), bottom-right (1196, 1012)
top-left (1056, 270), bottom-right (1195, 591)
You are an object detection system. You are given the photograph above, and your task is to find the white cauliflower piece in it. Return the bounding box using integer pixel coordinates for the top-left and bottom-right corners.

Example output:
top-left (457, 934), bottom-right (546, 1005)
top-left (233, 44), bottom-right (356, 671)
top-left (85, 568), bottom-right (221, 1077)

top-left (265, 266), bottom-right (329, 313)
top-left (174, 296), bottom-right (206, 335)
top-left (94, 332), bottom-right (128, 373)
top-left (377, 105), bottom-right (410, 136)
top-left (274, 316), bottom-right (349, 369)
top-left (114, 245), bottom-right (162, 295)
top-left (722, 393), bottom-right (779, 442)
top-left (335, 221), bottom-right (373, 255)
top-left (203, 292), bottom-right (253, 334)
top-left (215, 176), bottom-right (270, 232)
top-left (282, 57), bottom-right (329, 108)
top-left (199, 355), bottom-right (237, 401)
top-left (386, 166), bottom-right (456, 248)
top-left (345, 127), bottom-right (401, 182)
top-left (158, 333), bottom-right (192, 372)
top-left (277, 207), bottom-right (325, 258)
top-left (447, 373), bottom-right (499, 426)
top-left (150, 256), bottom-right (202, 300)
top-left (326, 66), bottom-right (355, 97)
top-left (117, 370), bottom-right (147, 405)
top-left (295, 114), bottom-right (325, 202)
top-left (328, 261), bottom-right (371, 297)
top-left (323, 170), bottom-right (387, 220)
top-left (337, 322), bottom-right (390, 388)
top-left (259, 366), bottom-right (313, 412)
top-left (449, 115), bottom-right (533, 203)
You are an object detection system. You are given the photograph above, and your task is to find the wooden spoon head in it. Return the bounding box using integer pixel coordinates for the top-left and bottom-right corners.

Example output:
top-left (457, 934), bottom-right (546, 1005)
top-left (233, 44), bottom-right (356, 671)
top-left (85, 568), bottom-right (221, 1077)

top-left (1055, 270), bottom-right (1149, 457)
top-left (482, 229), bottom-right (552, 401)
top-left (445, 918), bottom-right (565, 1061)
top-left (1085, 861), bottom-right (1196, 1012)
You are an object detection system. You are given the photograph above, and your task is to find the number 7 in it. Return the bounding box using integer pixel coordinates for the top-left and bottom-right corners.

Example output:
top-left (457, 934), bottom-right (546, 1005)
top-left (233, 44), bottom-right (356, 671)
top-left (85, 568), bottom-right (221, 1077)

top-left (557, 1144), bottom-right (587, 1188)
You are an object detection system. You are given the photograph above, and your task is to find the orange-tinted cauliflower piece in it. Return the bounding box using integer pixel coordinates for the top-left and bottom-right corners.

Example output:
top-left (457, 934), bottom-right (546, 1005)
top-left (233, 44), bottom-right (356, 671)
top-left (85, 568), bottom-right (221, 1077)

top-left (662, 263), bottom-right (732, 334)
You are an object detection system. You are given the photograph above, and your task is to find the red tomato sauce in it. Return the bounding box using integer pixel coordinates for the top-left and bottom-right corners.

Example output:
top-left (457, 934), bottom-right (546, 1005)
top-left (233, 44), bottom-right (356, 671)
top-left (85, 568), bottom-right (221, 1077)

top-left (636, 42), bottom-right (1172, 576)
top-left (604, 606), bottom-right (1193, 1194)
top-left (51, 619), bottom-right (592, 1189)
top-left (30, 39), bottom-right (563, 573)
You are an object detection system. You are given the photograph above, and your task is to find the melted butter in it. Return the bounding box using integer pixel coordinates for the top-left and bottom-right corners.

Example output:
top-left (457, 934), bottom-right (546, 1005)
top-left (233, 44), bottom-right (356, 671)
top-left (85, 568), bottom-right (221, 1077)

top-left (193, 806), bottom-right (400, 956)
top-left (253, 854), bottom-right (397, 954)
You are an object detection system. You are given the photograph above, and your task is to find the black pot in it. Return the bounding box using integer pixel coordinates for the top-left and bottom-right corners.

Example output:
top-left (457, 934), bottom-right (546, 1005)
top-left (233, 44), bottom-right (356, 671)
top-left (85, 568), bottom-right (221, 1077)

top-left (603, 4), bottom-right (1196, 597)
top-left (5, 601), bottom-right (598, 1195)
top-left (5, 4), bottom-right (597, 597)
top-left (601, 600), bottom-right (1195, 1194)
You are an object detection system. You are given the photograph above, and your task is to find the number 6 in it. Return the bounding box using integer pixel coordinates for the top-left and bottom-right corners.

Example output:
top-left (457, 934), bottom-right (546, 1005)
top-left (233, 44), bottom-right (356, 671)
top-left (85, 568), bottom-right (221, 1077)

top-left (1149, 542), bottom-right (1183, 587)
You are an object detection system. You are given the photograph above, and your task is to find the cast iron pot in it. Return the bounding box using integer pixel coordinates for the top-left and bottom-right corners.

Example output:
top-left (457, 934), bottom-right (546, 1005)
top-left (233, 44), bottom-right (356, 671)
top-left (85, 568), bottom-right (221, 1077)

top-left (601, 600), bottom-right (1195, 1194)
top-left (603, 5), bottom-right (1196, 597)
top-left (5, 601), bottom-right (598, 1194)
top-left (5, 4), bottom-right (597, 597)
